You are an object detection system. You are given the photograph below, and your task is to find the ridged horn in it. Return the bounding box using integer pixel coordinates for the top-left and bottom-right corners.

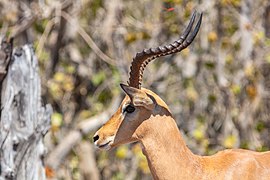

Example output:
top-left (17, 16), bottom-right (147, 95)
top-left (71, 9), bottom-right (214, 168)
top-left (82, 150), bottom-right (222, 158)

top-left (128, 11), bottom-right (203, 89)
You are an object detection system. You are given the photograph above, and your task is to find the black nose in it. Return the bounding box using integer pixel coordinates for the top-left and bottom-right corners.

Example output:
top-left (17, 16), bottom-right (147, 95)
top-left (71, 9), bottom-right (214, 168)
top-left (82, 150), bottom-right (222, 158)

top-left (93, 135), bottom-right (99, 142)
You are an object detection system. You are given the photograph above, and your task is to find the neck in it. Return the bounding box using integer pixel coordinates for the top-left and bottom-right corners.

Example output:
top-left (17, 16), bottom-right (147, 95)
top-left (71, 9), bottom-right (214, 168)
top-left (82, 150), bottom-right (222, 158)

top-left (137, 114), bottom-right (203, 180)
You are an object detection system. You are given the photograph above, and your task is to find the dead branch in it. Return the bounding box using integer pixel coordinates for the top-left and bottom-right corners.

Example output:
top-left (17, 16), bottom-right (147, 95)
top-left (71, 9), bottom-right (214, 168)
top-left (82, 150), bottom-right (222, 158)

top-left (0, 44), bottom-right (52, 180)
top-left (45, 96), bottom-right (121, 170)
top-left (61, 11), bottom-right (116, 66)
top-left (77, 141), bottom-right (100, 180)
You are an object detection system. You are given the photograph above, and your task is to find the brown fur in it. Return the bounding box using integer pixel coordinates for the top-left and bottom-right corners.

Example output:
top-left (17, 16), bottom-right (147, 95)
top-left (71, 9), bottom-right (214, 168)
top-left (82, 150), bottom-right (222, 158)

top-left (94, 87), bottom-right (270, 180)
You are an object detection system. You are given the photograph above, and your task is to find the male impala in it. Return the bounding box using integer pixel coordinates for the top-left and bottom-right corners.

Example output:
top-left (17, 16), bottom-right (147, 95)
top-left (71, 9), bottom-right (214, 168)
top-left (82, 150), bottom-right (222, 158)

top-left (93, 12), bottom-right (270, 179)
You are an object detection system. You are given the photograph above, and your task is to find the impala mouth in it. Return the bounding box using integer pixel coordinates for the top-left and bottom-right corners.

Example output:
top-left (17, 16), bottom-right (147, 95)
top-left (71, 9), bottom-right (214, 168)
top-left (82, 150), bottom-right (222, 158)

top-left (98, 141), bottom-right (112, 149)
top-left (94, 135), bottom-right (115, 150)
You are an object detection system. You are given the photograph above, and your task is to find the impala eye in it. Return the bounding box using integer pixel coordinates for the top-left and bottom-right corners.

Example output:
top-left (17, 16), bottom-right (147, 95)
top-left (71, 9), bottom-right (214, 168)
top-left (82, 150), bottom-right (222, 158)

top-left (124, 105), bottom-right (135, 113)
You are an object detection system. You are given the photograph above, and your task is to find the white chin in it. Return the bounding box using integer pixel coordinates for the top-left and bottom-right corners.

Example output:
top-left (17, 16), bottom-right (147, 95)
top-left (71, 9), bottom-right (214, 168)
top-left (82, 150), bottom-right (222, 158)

top-left (100, 144), bottom-right (112, 150)
top-left (95, 136), bottom-right (115, 150)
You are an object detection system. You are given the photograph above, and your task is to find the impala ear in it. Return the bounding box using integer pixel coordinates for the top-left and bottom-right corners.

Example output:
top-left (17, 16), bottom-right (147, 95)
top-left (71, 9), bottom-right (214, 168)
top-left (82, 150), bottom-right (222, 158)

top-left (120, 84), bottom-right (154, 110)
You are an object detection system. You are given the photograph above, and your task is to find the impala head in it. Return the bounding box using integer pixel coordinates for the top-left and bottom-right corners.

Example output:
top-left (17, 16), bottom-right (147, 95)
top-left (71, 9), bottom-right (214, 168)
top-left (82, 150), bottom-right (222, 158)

top-left (93, 11), bottom-right (202, 150)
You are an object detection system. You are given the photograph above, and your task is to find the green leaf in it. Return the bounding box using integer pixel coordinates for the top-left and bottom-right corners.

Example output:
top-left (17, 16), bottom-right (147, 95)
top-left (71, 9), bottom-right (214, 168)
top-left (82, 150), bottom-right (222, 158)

top-left (92, 71), bottom-right (106, 86)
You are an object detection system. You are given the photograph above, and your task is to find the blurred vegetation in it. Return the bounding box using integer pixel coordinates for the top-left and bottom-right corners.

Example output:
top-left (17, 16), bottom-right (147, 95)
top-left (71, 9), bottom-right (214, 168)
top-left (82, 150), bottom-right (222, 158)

top-left (1, 0), bottom-right (270, 179)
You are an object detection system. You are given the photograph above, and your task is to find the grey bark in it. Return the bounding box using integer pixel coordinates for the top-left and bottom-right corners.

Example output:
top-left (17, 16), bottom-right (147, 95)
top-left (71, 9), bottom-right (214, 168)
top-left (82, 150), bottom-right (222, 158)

top-left (0, 43), bottom-right (52, 180)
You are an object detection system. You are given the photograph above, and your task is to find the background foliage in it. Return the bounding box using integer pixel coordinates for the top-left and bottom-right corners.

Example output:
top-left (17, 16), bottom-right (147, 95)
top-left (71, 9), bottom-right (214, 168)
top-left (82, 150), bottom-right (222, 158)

top-left (1, 0), bottom-right (270, 179)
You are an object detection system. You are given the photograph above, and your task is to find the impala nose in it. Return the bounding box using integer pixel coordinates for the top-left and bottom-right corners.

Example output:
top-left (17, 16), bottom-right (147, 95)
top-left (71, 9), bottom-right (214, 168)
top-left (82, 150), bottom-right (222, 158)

top-left (93, 135), bottom-right (99, 142)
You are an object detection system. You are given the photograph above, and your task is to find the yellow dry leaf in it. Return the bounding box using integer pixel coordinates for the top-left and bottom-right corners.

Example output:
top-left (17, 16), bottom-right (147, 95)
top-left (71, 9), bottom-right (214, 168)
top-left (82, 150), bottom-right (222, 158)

top-left (51, 113), bottom-right (63, 131)
top-left (138, 156), bottom-right (150, 174)
top-left (186, 87), bottom-right (198, 101)
top-left (246, 85), bottom-right (257, 100)
top-left (244, 64), bottom-right (255, 78)
top-left (125, 33), bottom-right (137, 43)
top-left (231, 84), bottom-right (241, 95)
top-left (193, 129), bottom-right (204, 141)
top-left (208, 31), bottom-right (217, 43)
top-left (63, 82), bottom-right (74, 92)
top-left (54, 72), bottom-right (65, 82)
top-left (223, 135), bottom-right (237, 148)
top-left (253, 31), bottom-right (264, 45)
top-left (182, 48), bottom-right (190, 57)
top-left (265, 54), bottom-right (270, 64)
top-left (225, 54), bottom-right (233, 64)
top-left (115, 146), bottom-right (128, 159)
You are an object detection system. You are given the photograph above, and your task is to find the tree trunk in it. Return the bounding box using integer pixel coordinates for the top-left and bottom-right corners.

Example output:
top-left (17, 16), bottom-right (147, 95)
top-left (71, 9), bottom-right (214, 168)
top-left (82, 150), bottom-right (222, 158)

top-left (0, 40), bottom-right (52, 180)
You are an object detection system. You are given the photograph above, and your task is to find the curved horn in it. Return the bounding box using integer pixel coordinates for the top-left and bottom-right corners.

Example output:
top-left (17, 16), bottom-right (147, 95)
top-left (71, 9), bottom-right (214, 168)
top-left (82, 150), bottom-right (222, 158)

top-left (128, 11), bottom-right (203, 89)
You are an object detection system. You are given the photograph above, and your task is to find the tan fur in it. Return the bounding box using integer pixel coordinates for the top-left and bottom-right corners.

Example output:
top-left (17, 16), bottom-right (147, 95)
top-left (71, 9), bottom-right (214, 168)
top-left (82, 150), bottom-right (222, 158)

top-left (94, 88), bottom-right (270, 180)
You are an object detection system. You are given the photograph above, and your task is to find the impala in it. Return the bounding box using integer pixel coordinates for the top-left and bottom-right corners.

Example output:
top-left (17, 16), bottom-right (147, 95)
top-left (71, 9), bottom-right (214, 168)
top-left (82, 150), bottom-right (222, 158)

top-left (93, 12), bottom-right (270, 180)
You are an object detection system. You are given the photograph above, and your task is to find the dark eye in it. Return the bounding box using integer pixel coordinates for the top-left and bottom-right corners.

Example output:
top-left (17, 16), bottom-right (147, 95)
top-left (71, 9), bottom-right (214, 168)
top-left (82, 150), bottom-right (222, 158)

top-left (124, 105), bottom-right (135, 113)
